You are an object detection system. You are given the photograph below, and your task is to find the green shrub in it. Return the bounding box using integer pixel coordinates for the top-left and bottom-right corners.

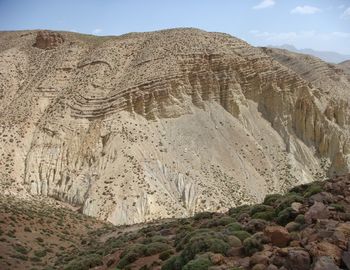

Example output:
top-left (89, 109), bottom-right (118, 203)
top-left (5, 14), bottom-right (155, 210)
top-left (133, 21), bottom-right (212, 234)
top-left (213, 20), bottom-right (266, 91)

top-left (252, 210), bottom-right (275, 221)
top-left (249, 204), bottom-right (273, 216)
top-left (203, 216), bottom-right (236, 228)
top-left (225, 222), bottom-right (242, 233)
top-left (231, 230), bottom-right (252, 241)
top-left (103, 237), bottom-right (125, 255)
top-left (13, 244), bottom-right (28, 255)
top-left (243, 236), bottom-right (263, 256)
top-left (276, 207), bottom-right (297, 226)
top-left (174, 225), bottom-right (195, 247)
top-left (263, 194), bottom-right (283, 206)
top-left (143, 235), bottom-right (168, 244)
top-left (117, 244), bottom-right (146, 268)
top-left (302, 182), bottom-right (323, 197)
top-left (275, 193), bottom-right (304, 213)
top-left (34, 249), bottom-right (47, 258)
top-left (64, 253), bottom-right (103, 270)
top-left (159, 249), bottom-right (174, 261)
top-left (194, 212), bottom-right (213, 220)
top-left (145, 242), bottom-right (172, 256)
top-left (161, 255), bottom-right (185, 270)
top-left (228, 205), bottom-right (251, 217)
top-left (183, 257), bottom-right (213, 270)
top-left (294, 214), bottom-right (305, 224)
top-left (227, 235), bottom-right (242, 247)
top-left (181, 236), bottom-right (230, 263)
top-left (176, 229), bottom-right (214, 250)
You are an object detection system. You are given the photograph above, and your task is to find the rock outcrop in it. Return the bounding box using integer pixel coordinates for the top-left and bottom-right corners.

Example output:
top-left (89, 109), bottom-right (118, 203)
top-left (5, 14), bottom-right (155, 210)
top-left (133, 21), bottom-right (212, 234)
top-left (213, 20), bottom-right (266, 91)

top-left (0, 28), bottom-right (349, 225)
top-left (34, 30), bottom-right (64, 49)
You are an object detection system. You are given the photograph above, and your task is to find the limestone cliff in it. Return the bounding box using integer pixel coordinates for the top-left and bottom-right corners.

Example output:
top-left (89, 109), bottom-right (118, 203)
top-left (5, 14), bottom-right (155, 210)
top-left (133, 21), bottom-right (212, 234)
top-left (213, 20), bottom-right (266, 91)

top-left (0, 28), bottom-right (349, 225)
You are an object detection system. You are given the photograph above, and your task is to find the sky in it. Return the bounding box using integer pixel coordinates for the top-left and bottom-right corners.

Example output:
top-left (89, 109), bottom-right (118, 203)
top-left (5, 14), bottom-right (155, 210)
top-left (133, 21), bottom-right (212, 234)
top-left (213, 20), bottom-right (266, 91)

top-left (0, 0), bottom-right (349, 54)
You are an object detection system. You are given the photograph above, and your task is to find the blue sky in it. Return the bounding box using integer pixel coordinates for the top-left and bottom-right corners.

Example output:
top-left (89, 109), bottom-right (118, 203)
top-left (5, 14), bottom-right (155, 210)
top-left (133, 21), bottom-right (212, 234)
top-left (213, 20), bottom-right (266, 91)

top-left (0, 0), bottom-right (349, 54)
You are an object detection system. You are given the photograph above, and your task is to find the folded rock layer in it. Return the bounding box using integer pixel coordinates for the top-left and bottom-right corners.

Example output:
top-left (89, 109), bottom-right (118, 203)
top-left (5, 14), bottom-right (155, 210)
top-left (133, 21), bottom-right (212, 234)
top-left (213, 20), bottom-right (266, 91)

top-left (0, 28), bottom-right (349, 225)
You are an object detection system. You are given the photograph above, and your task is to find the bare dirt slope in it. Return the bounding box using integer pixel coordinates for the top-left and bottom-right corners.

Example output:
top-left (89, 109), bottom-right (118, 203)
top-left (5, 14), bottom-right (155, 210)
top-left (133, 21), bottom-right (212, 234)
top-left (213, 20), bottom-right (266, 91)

top-left (0, 29), bottom-right (349, 225)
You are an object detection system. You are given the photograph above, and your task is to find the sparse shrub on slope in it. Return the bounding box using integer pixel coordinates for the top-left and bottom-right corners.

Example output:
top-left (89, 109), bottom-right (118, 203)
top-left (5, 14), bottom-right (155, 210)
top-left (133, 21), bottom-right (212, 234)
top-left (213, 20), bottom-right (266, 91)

top-left (183, 257), bottom-right (213, 270)
top-left (230, 230), bottom-right (251, 241)
top-left (64, 253), bottom-right (103, 270)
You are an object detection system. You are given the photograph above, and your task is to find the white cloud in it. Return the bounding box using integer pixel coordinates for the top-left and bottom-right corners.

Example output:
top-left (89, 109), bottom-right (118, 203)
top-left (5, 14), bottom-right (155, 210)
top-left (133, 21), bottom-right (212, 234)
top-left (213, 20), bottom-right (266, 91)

top-left (253, 0), bottom-right (275, 10)
top-left (291, 5), bottom-right (321, 15)
top-left (92, 28), bottom-right (102, 35)
top-left (342, 7), bottom-right (350, 19)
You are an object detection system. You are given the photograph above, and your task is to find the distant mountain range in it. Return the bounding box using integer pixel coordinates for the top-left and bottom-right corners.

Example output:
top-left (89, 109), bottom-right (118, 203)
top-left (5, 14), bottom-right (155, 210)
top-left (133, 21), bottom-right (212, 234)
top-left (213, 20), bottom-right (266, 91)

top-left (268, 44), bottom-right (350, 64)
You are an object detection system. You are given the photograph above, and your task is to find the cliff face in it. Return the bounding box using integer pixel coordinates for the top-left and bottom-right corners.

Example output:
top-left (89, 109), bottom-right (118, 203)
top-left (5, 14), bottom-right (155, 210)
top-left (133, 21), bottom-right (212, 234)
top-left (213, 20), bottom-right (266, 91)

top-left (0, 29), bottom-right (349, 225)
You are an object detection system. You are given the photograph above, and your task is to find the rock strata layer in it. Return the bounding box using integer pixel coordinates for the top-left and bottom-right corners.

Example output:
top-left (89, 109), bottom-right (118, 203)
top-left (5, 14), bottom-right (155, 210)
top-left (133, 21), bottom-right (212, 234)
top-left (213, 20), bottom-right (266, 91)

top-left (0, 28), bottom-right (349, 225)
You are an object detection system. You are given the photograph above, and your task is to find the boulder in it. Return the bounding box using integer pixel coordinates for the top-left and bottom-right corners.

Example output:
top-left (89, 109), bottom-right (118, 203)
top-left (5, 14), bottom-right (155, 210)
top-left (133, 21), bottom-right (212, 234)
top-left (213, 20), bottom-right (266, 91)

top-left (250, 252), bottom-right (269, 266)
top-left (34, 30), bottom-right (64, 49)
top-left (312, 256), bottom-right (340, 270)
top-left (309, 192), bottom-right (334, 204)
top-left (267, 265), bottom-right (279, 270)
top-left (309, 241), bottom-right (342, 265)
top-left (209, 253), bottom-right (225, 265)
top-left (264, 226), bottom-right (290, 247)
top-left (342, 251), bottom-right (350, 269)
top-left (252, 264), bottom-right (266, 270)
top-left (284, 248), bottom-right (311, 270)
top-left (305, 202), bottom-right (329, 224)
top-left (291, 202), bottom-right (303, 213)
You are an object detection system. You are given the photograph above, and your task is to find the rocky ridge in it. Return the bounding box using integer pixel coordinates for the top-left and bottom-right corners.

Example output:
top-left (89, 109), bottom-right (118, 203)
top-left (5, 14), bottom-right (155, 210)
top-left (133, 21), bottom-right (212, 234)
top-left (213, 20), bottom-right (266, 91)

top-left (0, 29), bottom-right (350, 225)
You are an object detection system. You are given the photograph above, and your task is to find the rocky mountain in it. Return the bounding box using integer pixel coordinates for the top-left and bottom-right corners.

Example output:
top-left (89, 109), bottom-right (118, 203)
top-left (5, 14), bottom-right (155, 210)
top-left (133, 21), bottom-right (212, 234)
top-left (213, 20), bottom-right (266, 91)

top-left (269, 44), bottom-right (350, 64)
top-left (0, 28), bottom-right (350, 226)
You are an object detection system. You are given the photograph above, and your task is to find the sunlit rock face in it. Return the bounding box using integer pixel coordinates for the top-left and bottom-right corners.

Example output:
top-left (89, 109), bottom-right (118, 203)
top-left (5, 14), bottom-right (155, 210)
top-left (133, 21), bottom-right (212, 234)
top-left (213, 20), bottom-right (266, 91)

top-left (0, 28), bottom-right (349, 225)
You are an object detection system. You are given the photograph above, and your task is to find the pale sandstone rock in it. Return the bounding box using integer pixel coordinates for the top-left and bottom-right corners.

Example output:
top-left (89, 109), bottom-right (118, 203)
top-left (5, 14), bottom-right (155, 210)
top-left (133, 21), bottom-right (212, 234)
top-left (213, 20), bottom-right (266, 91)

top-left (0, 28), bottom-right (349, 225)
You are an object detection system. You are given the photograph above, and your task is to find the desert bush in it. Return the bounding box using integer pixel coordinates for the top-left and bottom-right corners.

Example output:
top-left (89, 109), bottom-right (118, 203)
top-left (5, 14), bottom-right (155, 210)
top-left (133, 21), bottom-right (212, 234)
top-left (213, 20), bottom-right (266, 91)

top-left (63, 253), bottom-right (103, 270)
top-left (276, 207), bottom-right (297, 226)
top-left (161, 255), bottom-right (185, 270)
top-left (103, 237), bottom-right (125, 255)
top-left (224, 222), bottom-right (242, 233)
top-left (181, 236), bottom-right (229, 262)
top-left (226, 235), bottom-right (242, 247)
top-left (275, 193), bottom-right (304, 213)
top-left (249, 204), bottom-right (273, 216)
top-left (228, 205), bottom-right (251, 217)
top-left (13, 244), bottom-right (28, 254)
top-left (159, 249), bottom-right (174, 261)
top-left (243, 236), bottom-right (263, 256)
top-left (294, 214), bottom-right (305, 224)
top-left (303, 183), bottom-right (323, 197)
top-left (142, 235), bottom-right (168, 244)
top-left (203, 216), bottom-right (236, 228)
top-left (117, 244), bottom-right (146, 268)
top-left (183, 257), bottom-right (213, 270)
top-left (230, 230), bottom-right (251, 241)
top-left (263, 193), bottom-right (283, 206)
top-left (252, 210), bottom-right (275, 221)
top-left (34, 249), bottom-right (47, 258)
top-left (174, 225), bottom-right (195, 247)
top-left (144, 242), bottom-right (172, 256)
